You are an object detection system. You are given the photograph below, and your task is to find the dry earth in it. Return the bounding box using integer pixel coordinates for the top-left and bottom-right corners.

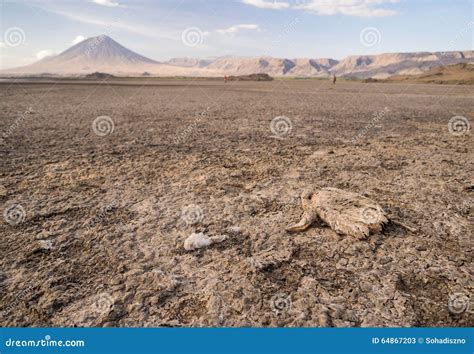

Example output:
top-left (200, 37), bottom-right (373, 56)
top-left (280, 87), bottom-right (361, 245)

top-left (0, 79), bottom-right (472, 327)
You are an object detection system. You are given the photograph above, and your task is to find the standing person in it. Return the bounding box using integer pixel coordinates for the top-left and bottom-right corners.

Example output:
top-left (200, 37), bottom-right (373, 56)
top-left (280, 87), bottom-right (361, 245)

top-left (332, 74), bottom-right (336, 84)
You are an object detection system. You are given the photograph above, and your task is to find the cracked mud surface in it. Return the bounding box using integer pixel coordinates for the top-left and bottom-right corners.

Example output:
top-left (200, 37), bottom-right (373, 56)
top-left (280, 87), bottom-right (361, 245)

top-left (0, 79), bottom-right (472, 327)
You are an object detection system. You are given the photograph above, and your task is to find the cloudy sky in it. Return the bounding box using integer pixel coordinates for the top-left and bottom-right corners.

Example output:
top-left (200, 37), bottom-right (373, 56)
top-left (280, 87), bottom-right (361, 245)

top-left (0, 0), bottom-right (472, 69)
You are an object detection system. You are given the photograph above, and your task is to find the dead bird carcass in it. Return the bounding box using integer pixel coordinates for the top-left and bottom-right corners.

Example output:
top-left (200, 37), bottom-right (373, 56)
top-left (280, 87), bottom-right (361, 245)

top-left (287, 187), bottom-right (389, 238)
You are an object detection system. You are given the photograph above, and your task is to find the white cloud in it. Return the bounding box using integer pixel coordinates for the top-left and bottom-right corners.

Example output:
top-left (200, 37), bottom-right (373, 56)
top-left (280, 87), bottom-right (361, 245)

top-left (241, 0), bottom-right (290, 9)
top-left (0, 42), bottom-right (5, 48)
top-left (296, 0), bottom-right (399, 17)
top-left (91, 0), bottom-right (124, 8)
top-left (217, 24), bottom-right (260, 35)
top-left (71, 35), bottom-right (86, 45)
top-left (36, 50), bottom-right (55, 60)
top-left (47, 9), bottom-right (176, 40)
top-left (243, 0), bottom-right (399, 17)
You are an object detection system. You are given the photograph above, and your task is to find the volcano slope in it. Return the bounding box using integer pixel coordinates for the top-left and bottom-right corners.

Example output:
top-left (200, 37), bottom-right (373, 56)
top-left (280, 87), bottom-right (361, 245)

top-left (0, 79), bottom-right (472, 327)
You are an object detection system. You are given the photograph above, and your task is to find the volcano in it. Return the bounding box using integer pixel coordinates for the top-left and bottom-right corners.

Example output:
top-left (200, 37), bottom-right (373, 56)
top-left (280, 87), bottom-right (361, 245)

top-left (1, 35), bottom-right (210, 76)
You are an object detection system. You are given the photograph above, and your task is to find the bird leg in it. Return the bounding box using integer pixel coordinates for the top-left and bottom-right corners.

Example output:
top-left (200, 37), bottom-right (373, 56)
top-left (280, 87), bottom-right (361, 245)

top-left (390, 219), bottom-right (418, 233)
top-left (286, 211), bottom-right (317, 232)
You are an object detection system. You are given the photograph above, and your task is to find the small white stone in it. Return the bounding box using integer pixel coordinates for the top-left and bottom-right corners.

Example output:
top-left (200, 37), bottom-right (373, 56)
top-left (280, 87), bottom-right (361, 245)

top-left (39, 239), bottom-right (54, 250)
top-left (228, 226), bottom-right (241, 234)
top-left (184, 233), bottom-right (212, 251)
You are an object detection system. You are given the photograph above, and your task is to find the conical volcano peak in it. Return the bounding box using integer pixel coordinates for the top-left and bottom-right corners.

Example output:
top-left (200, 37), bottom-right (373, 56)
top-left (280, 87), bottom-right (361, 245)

top-left (68, 34), bottom-right (110, 48)
top-left (95, 34), bottom-right (111, 41)
top-left (84, 34), bottom-right (118, 47)
top-left (57, 34), bottom-right (158, 64)
top-left (70, 35), bottom-right (117, 51)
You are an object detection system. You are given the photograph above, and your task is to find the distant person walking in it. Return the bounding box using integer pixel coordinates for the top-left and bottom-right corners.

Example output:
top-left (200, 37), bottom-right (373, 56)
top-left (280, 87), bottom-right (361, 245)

top-left (332, 74), bottom-right (336, 84)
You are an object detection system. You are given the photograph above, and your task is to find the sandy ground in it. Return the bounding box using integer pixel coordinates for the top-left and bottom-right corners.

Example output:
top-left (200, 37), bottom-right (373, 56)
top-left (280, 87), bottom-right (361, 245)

top-left (0, 79), bottom-right (472, 327)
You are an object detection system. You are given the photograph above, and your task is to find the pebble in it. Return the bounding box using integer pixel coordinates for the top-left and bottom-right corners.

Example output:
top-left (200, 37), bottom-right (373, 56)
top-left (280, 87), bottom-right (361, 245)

top-left (184, 233), bottom-right (212, 251)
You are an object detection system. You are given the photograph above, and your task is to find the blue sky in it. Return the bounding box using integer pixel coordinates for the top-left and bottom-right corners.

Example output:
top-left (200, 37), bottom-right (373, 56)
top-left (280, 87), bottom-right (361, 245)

top-left (0, 0), bottom-right (473, 69)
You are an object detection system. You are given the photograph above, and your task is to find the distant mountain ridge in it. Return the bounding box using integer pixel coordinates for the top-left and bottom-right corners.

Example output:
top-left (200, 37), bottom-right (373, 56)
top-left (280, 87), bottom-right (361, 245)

top-left (382, 63), bottom-right (474, 85)
top-left (1, 35), bottom-right (473, 78)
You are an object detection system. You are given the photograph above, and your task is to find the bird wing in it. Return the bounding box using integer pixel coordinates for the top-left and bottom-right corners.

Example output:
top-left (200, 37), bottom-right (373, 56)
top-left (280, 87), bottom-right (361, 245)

top-left (315, 188), bottom-right (388, 238)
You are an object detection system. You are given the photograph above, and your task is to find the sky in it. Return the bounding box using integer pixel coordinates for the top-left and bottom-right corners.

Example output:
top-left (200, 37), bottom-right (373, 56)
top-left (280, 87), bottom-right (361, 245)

top-left (0, 0), bottom-right (473, 69)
